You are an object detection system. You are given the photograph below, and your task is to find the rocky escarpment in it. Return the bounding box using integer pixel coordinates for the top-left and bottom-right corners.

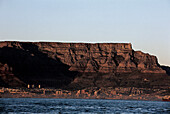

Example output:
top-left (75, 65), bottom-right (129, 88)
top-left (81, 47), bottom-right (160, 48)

top-left (0, 41), bottom-right (169, 89)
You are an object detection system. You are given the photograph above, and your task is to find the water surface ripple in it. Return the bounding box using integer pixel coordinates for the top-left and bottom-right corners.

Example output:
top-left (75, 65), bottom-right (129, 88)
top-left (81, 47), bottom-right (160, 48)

top-left (0, 98), bottom-right (170, 113)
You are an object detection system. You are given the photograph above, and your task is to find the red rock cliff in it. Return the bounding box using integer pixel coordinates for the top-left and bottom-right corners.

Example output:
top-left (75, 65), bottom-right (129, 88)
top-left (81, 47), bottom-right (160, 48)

top-left (34, 42), bottom-right (164, 73)
top-left (0, 41), bottom-right (169, 88)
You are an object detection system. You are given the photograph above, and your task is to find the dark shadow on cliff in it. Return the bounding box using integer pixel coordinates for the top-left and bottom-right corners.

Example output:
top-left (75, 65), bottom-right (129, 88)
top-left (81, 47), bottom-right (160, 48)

top-left (160, 66), bottom-right (170, 76)
top-left (0, 42), bottom-right (78, 88)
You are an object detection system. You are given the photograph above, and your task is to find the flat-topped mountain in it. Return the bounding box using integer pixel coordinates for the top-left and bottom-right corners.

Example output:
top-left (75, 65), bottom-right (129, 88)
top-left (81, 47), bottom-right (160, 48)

top-left (0, 41), bottom-right (169, 89)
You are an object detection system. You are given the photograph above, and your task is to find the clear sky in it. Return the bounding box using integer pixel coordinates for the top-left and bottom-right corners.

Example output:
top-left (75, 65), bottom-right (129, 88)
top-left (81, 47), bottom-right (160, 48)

top-left (0, 0), bottom-right (170, 66)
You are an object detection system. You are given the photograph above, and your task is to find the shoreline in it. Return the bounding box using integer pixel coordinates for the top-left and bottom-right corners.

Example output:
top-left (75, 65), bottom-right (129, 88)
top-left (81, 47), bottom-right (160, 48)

top-left (0, 87), bottom-right (168, 101)
top-left (0, 97), bottom-right (164, 102)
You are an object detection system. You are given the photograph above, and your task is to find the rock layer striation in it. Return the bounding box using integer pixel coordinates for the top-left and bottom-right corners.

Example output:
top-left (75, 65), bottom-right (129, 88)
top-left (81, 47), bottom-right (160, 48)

top-left (0, 41), bottom-right (169, 89)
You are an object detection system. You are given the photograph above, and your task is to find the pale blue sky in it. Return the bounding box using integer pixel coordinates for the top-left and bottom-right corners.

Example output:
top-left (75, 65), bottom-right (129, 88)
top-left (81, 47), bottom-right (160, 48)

top-left (0, 0), bottom-right (170, 66)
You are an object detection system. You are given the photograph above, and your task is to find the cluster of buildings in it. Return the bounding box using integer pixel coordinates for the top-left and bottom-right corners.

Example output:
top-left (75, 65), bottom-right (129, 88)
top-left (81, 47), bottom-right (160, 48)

top-left (0, 86), bottom-right (167, 100)
top-left (27, 84), bottom-right (41, 89)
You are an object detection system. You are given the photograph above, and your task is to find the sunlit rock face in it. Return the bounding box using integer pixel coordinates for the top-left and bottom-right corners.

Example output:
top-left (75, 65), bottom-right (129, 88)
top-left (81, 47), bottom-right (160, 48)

top-left (0, 41), bottom-right (169, 89)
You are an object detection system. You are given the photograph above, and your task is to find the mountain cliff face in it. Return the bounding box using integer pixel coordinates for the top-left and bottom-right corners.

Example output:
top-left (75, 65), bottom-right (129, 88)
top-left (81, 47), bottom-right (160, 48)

top-left (0, 41), bottom-right (169, 89)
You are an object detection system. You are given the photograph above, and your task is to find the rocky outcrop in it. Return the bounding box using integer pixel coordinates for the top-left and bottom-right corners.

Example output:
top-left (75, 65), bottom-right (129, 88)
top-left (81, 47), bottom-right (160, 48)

top-left (161, 66), bottom-right (170, 76)
top-left (0, 41), bottom-right (169, 89)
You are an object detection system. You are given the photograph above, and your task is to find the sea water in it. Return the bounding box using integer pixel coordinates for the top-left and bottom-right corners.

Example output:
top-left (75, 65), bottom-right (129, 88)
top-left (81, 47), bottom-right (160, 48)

top-left (0, 98), bottom-right (170, 113)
